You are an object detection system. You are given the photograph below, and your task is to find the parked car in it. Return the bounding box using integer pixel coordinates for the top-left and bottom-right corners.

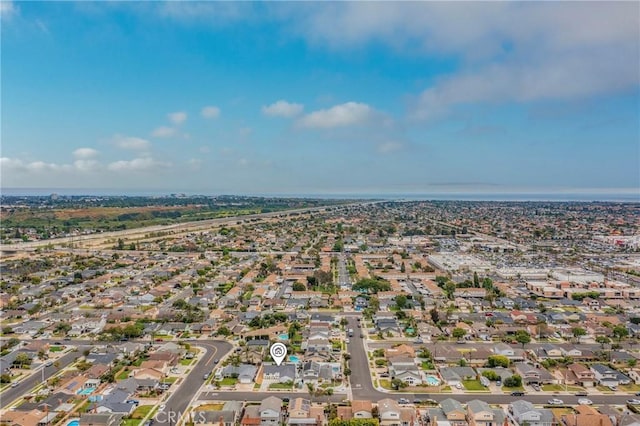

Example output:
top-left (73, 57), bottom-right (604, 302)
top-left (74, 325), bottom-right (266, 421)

top-left (578, 399), bottom-right (592, 405)
top-left (548, 399), bottom-right (564, 405)
top-left (627, 399), bottom-right (640, 405)
top-left (510, 391), bottom-right (525, 396)
top-left (398, 398), bottom-right (410, 404)
top-left (574, 391), bottom-right (588, 396)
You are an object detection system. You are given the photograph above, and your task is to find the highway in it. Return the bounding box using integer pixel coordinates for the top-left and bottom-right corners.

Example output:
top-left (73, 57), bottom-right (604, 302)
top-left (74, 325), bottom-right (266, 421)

top-left (0, 201), bottom-right (381, 253)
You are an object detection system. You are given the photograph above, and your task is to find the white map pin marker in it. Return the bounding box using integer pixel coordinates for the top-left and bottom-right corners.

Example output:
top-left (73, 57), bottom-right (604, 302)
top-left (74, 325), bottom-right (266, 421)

top-left (270, 342), bottom-right (288, 366)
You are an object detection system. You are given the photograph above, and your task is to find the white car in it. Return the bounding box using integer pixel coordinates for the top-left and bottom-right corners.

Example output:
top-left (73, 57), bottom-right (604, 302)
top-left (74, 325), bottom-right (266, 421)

top-left (578, 398), bottom-right (592, 405)
top-left (627, 399), bottom-right (640, 405)
top-left (548, 398), bottom-right (564, 405)
top-left (159, 404), bottom-right (166, 411)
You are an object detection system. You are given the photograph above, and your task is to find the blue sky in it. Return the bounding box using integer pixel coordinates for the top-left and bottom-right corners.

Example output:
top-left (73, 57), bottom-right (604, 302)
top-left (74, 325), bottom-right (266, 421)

top-left (1, 1), bottom-right (639, 196)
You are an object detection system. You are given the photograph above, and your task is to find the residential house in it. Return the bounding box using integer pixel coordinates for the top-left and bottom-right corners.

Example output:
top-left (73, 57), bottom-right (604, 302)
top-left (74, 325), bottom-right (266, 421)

top-left (567, 364), bottom-right (595, 387)
top-left (590, 364), bottom-right (620, 387)
top-left (259, 396), bottom-right (282, 426)
top-left (378, 398), bottom-right (402, 426)
top-left (467, 400), bottom-right (504, 426)
top-left (389, 357), bottom-right (423, 386)
top-left (562, 406), bottom-right (613, 426)
top-left (514, 363), bottom-right (554, 385)
top-left (427, 398), bottom-right (468, 426)
top-left (508, 401), bottom-right (555, 426)
top-left (195, 401), bottom-right (243, 426)
top-left (439, 367), bottom-right (476, 387)
top-left (220, 364), bottom-right (258, 384)
top-left (351, 401), bottom-right (374, 419)
top-left (262, 364), bottom-right (296, 383)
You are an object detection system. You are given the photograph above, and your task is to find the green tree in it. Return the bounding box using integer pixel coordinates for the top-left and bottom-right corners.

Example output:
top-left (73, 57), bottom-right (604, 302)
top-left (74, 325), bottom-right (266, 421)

top-left (572, 327), bottom-right (587, 343)
top-left (504, 374), bottom-right (522, 388)
top-left (216, 326), bottom-right (231, 337)
top-left (515, 330), bottom-right (531, 349)
top-left (473, 272), bottom-right (480, 287)
top-left (482, 370), bottom-right (500, 381)
top-left (391, 378), bottom-right (408, 390)
top-left (486, 355), bottom-right (510, 368)
top-left (595, 336), bottom-right (610, 348)
top-left (452, 328), bottom-right (467, 340)
top-left (13, 352), bottom-right (32, 368)
top-left (395, 295), bottom-right (408, 310)
top-left (292, 282), bottom-right (307, 291)
top-left (613, 325), bottom-right (629, 342)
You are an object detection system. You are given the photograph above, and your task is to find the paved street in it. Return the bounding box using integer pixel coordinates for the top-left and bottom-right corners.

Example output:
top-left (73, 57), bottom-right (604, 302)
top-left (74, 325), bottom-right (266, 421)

top-left (155, 340), bottom-right (232, 425)
top-left (0, 345), bottom-right (90, 409)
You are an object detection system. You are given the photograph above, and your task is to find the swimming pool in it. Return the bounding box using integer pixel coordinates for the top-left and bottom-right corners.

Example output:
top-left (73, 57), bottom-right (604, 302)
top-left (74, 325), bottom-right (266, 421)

top-left (425, 375), bottom-right (441, 386)
top-left (77, 388), bottom-right (94, 395)
top-left (278, 333), bottom-right (289, 341)
top-left (65, 419), bottom-right (79, 426)
top-left (288, 355), bottom-right (300, 363)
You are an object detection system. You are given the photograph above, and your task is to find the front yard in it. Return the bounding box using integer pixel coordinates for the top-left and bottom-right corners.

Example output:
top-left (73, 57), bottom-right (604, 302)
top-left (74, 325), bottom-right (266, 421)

top-left (217, 377), bottom-right (238, 386)
top-left (542, 384), bottom-right (583, 392)
top-left (269, 382), bottom-right (293, 390)
top-left (462, 380), bottom-right (488, 391)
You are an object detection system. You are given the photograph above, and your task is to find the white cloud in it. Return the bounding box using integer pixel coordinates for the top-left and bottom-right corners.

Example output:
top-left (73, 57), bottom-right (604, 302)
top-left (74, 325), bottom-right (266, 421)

top-left (72, 147), bottom-right (99, 159)
top-left (152, 126), bottom-right (177, 138)
top-left (0, 157), bottom-right (74, 173)
top-left (112, 135), bottom-right (151, 151)
top-left (298, 102), bottom-right (374, 128)
top-left (411, 53), bottom-right (639, 120)
top-left (279, 2), bottom-right (639, 118)
top-left (0, 1), bottom-right (18, 19)
top-left (107, 157), bottom-right (170, 172)
top-left (168, 111), bottom-right (187, 125)
top-left (73, 159), bottom-right (100, 172)
top-left (377, 141), bottom-right (404, 154)
top-left (201, 106), bottom-right (220, 119)
top-left (262, 100), bottom-right (304, 118)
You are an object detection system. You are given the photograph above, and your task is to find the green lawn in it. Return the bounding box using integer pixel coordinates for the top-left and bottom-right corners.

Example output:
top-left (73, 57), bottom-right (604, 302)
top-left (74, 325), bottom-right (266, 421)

top-left (117, 370), bottom-right (130, 380)
top-left (269, 382), bottom-right (293, 390)
top-left (180, 358), bottom-right (193, 366)
top-left (121, 419), bottom-right (141, 426)
top-left (379, 379), bottom-right (392, 390)
top-left (462, 380), bottom-right (488, 391)
top-left (50, 346), bottom-right (63, 352)
top-left (217, 378), bottom-right (238, 386)
top-left (162, 377), bottom-right (178, 384)
top-left (421, 361), bottom-right (434, 370)
top-left (130, 405), bottom-right (154, 419)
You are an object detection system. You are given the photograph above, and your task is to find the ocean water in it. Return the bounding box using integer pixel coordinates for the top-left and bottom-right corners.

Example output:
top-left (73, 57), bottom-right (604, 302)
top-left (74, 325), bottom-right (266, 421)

top-left (1, 187), bottom-right (638, 202)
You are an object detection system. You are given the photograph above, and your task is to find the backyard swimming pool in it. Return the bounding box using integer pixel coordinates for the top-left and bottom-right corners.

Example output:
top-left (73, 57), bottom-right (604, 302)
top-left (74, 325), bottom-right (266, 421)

top-left (278, 333), bottom-right (289, 341)
top-left (425, 375), bottom-right (441, 386)
top-left (77, 388), bottom-right (94, 395)
top-left (65, 419), bottom-right (79, 426)
top-left (288, 355), bottom-right (300, 363)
